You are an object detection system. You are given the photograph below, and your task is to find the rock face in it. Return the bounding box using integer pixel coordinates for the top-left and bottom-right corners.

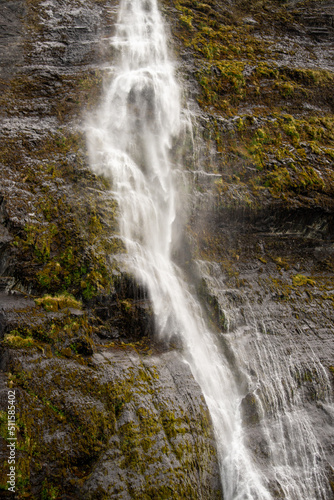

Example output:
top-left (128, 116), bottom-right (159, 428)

top-left (0, 0), bottom-right (120, 300)
top-left (0, 347), bottom-right (221, 499)
top-left (161, 0), bottom-right (334, 496)
top-left (0, 0), bottom-right (223, 498)
top-left (0, 0), bottom-right (334, 498)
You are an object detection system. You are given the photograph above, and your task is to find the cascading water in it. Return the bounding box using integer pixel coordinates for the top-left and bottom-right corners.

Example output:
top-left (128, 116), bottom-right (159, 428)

top-left (87, 0), bottom-right (332, 498)
top-left (198, 260), bottom-right (333, 500)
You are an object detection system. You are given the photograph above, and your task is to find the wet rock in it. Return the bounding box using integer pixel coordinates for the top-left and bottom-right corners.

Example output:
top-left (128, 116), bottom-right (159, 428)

top-left (68, 307), bottom-right (84, 317)
top-left (64, 335), bottom-right (95, 356)
top-left (91, 286), bottom-right (155, 342)
top-left (0, 0), bottom-right (25, 79)
top-left (243, 16), bottom-right (257, 25)
top-left (0, 310), bottom-right (5, 337)
top-left (241, 392), bottom-right (261, 427)
top-left (0, 292), bottom-right (40, 338)
top-left (195, 223), bottom-right (334, 496)
top-left (0, 348), bottom-right (222, 499)
top-left (0, 0), bottom-right (333, 497)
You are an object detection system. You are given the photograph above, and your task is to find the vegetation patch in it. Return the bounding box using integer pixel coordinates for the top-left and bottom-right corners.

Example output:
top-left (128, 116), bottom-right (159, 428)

top-left (35, 294), bottom-right (82, 312)
top-left (3, 334), bottom-right (37, 349)
top-left (292, 274), bottom-right (316, 286)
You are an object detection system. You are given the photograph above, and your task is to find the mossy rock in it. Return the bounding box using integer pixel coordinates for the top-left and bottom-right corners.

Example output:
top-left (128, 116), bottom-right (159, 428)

top-left (0, 349), bottom-right (222, 499)
top-left (35, 294), bottom-right (82, 312)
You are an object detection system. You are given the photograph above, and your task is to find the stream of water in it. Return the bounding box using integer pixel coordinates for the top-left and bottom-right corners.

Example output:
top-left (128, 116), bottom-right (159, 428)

top-left (87, 0), bottom-right (331, 498)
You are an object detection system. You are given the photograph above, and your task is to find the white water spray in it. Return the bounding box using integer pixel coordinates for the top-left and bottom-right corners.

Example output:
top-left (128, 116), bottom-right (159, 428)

top-left (87, 0), bottom-right (331, 498)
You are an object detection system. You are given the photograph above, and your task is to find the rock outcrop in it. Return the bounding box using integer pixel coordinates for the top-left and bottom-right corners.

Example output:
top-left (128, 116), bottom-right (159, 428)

top-left (0, 344), bottom-right (221, 499)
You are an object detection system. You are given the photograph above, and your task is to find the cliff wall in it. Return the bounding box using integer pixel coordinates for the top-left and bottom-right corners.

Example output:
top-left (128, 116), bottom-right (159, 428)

top-left (0, 0), bottom-right (333, 498)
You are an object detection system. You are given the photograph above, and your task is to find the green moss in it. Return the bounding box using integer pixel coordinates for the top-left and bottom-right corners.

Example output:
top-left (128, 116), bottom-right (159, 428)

top-left (180, 13), bottom-right (193, 29)
top-left (5, 312), bottom-right (97, 360)
top-left (20, 223), bottom-right (58, 263)
top-left (1, 346), bottom-right (222, 499)
top-left (280, 67), bottom-right (334, 87)
top-left (41, 479), bottom-right (59, 500)
top-left (163, 0), bottom-right (334, 210)
top-left (292, 274), bottom-right (316, 286)
top-left (35, 293), bottom-right (82, 311)
top-left (1, 59), bottom-right (117, 300)
top-left (12, 182), bottom-right (115, 297)
top-left (3, 334), bottom-right (36, 348)
top-left (0, 65), bottom-right (103, 123)
top-left (268, 276), bottom-right (293, 301)
top-left (197, 60), bottom-right (246, 110)
top-left (161, 410), bottom-right (187, 441)
top-left (119, 421), bottom-right (143, 469)
top-left (222, 113), bottom-right (334, 202)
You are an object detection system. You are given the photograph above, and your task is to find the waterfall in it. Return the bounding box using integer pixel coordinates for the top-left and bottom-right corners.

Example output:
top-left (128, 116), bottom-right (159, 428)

top-left (87, 0), bottom-right (331, 498)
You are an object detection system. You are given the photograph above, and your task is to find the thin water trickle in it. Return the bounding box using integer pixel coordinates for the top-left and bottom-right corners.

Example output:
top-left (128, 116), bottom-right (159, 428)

top-left (87, 0), bottom-right (331, 498)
